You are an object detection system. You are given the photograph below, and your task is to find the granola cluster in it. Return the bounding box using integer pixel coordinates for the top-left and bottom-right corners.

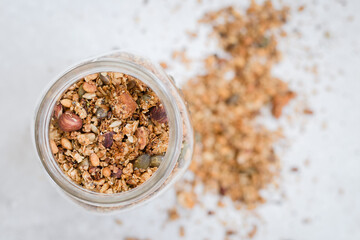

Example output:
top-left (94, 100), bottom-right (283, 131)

top-left (49, 72), bottom-right (169, 193)
top-left (183, 1), bottom-right (294, 208)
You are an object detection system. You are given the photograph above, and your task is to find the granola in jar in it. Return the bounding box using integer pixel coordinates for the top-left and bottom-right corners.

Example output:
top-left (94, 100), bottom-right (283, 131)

top-left (49, 72), bottom-right (169, 194)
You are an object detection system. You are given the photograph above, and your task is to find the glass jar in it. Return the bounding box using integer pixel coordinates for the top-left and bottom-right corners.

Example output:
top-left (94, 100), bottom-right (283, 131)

top-left (33, 51), bottom-right (193, 213)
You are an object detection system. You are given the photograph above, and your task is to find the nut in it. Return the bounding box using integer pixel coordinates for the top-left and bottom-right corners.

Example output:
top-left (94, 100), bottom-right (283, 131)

top-left (50, 139), bottom-right (58, 154)
top-left (135, 127), bottom-right (149, 150)
top-left (60, 99), bottom-right (72, 108)
top-left (149, 104), bottom-right (168, 124)
top-left (60, 137), bottom-right (73, 150)
top-left (53, 103), bottom-right (63, 119)
top-left (89, 153), bottom-right (100, 167)
top-left (58, 111), bottom-right (83, 132)
top-left (102, 132), bottom-right (114, 148)
top-left (82, 82), bottom-right (97, 93)
top-left (112, 91), bottom-right (137, 119)
top-left (102, 167), bottom-right (111, 178)
top-left (84, 73), bottom-right (98, 81)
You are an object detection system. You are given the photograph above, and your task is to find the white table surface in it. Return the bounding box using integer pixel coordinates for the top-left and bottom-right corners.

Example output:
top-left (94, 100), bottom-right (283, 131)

top-left (0, 0), bottom-right (359, 239)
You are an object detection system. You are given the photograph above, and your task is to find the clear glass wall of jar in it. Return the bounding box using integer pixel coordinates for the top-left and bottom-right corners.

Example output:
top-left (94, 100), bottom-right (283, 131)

top-left (33, 51), bottom-right (194, 213)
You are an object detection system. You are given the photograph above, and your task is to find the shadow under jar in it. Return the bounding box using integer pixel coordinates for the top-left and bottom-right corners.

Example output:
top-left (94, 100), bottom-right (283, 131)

top-left (33, 51), bottom-right (193, 213)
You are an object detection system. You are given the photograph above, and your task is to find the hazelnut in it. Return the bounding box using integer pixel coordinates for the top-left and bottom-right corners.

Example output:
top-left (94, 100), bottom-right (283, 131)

top-left (149, 105), bottom-right (168, 124)
top-left (58, 111), bottom-right (83, 132)
top-left (53, 103), bottom-right (63, 119)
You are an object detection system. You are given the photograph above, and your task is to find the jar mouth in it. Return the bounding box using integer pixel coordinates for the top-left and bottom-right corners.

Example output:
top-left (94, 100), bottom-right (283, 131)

top-left (33, 52), bottom-right (183, 206)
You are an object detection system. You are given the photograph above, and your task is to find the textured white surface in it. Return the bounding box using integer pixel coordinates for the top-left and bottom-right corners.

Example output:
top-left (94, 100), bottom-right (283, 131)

top-left (0, 0), bottom-right (359, 239)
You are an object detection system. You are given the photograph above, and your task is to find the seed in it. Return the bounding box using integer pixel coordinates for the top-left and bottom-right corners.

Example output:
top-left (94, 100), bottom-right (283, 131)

top-left (95, 107), bottom-right (107, 119)
top-left (58, 111), bottom-right (83, 132)
top-left (150, 155), bottom-right (164, 167)
top-left (50, 139), bottom-right (58, 154)
top-left (89, 153), bottom-right (100, 167)
top-left (102, 167), bottom-right (111, 178)
top-left (83, 82), bottom-right (97, 93)
top-left (78, 85), bottom-right (86, 98)
top-left (134, 154), bottom-right (150, 169)
top-left (82, 93), bottom-right (96, 99)
top-left (61, 137), bottom-right (73, 150)
top-left (99, 72), bottom-right (110, 84)
top-left (84, 133), bottom-right (96, 142)
top-left (60, 99), bottom-right (72, 108)
top-left (149, 105), bottom-right (168, 124)
top-left (141, 94), bottom-right (151, 102)
top-left (109, 120), bottom-right (122, 128)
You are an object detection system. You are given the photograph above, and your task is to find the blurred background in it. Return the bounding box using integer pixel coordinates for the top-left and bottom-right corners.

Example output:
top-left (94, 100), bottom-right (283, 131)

top-left (0, 0), bottom-right (359, 239)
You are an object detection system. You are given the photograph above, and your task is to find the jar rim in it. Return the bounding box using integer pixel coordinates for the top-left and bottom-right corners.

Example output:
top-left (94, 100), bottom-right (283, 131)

top-left (33, 51), bottom-right (183, 207)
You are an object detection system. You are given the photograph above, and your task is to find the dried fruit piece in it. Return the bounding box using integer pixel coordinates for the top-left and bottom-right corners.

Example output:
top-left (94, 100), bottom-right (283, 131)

top-left (102, 132), bottom-right (114, 148)
top-left (111, 168), bottom-right (122, 179)
top-left (112, 91), bottom-right (137, 119)
top-left (135, 127), bottom-right (149, 150)
top-left (150, 155), bottom-right (164, 167)
top-left (58, 111), bottom-right (83, 132)
top-left (271, 91), bottom-right (296, 118)
top-left (134, 154), bottom-right (150, 169)
top-left (53, 103), bottom-right (63, 119)
top-left (149, 105), bottom-right (168, 124)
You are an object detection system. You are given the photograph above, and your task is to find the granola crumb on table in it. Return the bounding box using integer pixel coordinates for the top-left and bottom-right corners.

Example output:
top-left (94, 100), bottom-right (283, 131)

top-left (49, 72), bottom-right (169, 193)
top-left (182, 0), bottom-right (294, 209)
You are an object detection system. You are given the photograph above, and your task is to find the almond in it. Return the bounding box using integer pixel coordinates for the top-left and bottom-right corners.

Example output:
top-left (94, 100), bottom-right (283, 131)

top-left (112, 91), bottom-right (137, 119)
top-left (135, 127), bottom-right (149, 150)
top-left (83, 82), bottom-right (97, 93)
top-left (53, 103), bottom-right (63, 119)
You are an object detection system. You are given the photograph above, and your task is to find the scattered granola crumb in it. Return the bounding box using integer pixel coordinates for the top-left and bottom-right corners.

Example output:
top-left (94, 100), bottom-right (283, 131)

top-left (177, 191), bottom-right (197, 209)
top-left (179, 226), bottom-right (185, 237)
top-left (159, 61), bottom-right (168, 69)
top-left (183, 0), bottom-right (293, 208)
top-left (168, 207), bottom-right (180, 221)
top-left (114, 219), bottom-right (123, 225)
top-left (247, 225), bottom-right (258, 238)
top-left (50, 72), bottom-right (169, 193)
